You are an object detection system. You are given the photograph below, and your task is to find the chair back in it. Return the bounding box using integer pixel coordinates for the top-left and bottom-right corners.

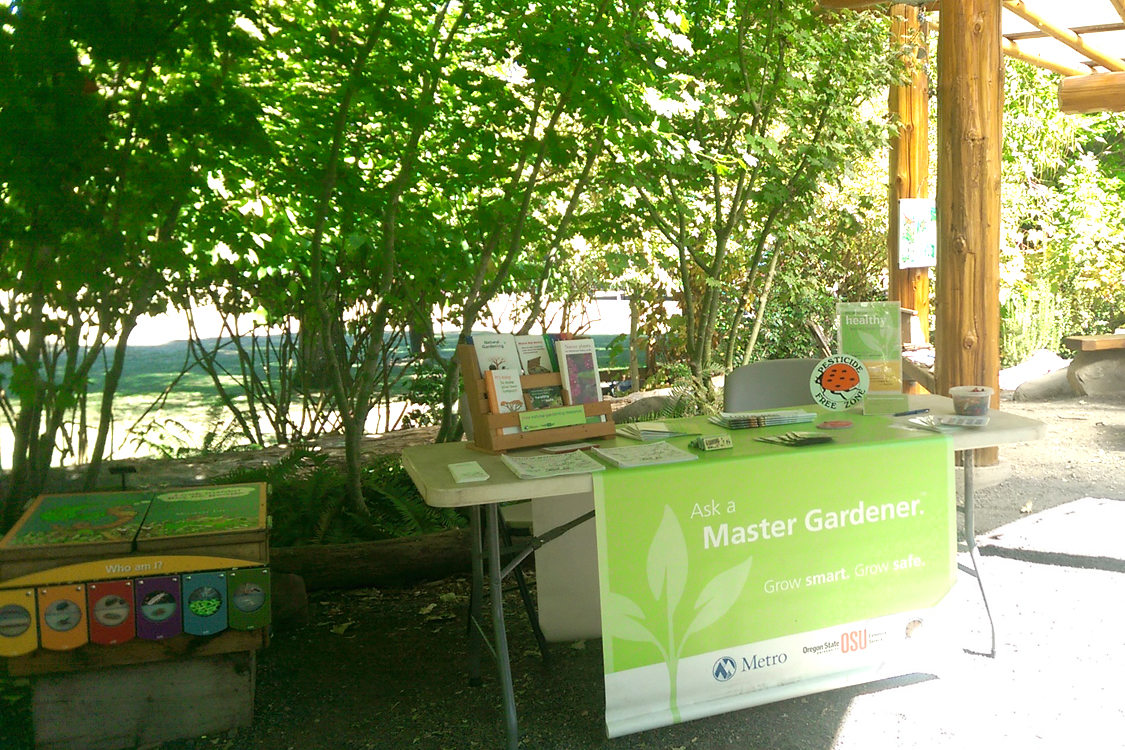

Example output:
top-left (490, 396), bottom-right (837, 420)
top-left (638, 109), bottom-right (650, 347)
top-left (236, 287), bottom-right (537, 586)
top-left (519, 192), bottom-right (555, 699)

top-left (722, 358), bottom-right (821, 412)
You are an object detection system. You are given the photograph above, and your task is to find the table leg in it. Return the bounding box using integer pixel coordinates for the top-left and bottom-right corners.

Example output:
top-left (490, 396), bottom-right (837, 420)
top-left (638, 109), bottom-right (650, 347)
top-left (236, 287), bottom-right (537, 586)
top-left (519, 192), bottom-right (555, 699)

top-left (486, 503), bottom-right (520, 749)
top-left (959, 449), bottom-right (997, 657)
top-left (467, 505), bottom-right (485, 686)
top-left (499, 517), bottom-right (549, 664)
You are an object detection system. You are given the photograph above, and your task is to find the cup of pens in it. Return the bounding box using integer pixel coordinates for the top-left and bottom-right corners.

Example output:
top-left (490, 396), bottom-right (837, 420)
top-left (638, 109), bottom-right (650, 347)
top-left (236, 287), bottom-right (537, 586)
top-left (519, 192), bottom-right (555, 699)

top-left (949, 385), bottom-right (993, 416)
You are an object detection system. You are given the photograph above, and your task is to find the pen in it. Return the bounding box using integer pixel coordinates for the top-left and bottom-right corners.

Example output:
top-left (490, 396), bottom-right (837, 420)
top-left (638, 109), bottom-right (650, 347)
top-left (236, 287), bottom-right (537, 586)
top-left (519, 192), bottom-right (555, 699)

top-left (893, 408), bottom-right (929, 417)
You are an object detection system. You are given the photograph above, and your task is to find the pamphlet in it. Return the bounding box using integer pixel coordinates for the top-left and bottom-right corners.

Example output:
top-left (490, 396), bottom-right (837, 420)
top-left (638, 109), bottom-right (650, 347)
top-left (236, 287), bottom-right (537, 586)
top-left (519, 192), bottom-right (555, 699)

top-left (500, 450), bottom-right (606, 479)
top-left (524, 384), bottom-right (564, 410)
top-left (615, 422), bottom-right (700, 442)
top-left (709, 410), bottom-right (816, 429)
top-left (754, 431), bottom-right (834, 447)
top-left (592, 442), bottom-right (699, 468)
top-left (448, 461), bottom-right (490, 483)
top-left (837, 301), bottom-right (902, 393)
top-left (472, 332), bottom-right (521, 376)
top-left (515, 334), bottom-right (554, 374)
top-left (556, 338), bottom-right (601, 405)
top-left (485, 370), bottom-right (526, 414)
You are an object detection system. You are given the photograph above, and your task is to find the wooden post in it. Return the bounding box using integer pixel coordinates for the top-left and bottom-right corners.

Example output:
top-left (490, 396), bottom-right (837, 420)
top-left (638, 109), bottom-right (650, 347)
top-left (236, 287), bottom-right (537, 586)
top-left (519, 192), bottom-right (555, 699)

top-left (936, 0), bottom-right (1003, 465)
top-left (888, 4), bottom-right (931, 351)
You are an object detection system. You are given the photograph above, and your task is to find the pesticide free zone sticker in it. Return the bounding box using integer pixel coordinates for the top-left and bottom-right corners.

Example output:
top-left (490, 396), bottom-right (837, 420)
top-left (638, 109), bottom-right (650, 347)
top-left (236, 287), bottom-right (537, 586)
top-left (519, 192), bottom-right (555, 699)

top-left (809, 355), bottom-right (869, 410)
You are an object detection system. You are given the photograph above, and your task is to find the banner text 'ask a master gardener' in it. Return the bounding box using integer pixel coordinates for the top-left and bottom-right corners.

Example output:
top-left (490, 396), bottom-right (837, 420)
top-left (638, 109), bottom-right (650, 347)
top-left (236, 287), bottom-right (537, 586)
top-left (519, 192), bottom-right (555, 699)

top-left (697, 498), bottom-right (922, 550)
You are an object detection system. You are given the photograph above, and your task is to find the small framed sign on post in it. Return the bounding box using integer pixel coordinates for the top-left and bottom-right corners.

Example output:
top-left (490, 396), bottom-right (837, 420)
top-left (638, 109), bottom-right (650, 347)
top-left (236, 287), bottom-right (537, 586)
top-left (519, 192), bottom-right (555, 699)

top-left (898, 198), bottom-right (936, 269)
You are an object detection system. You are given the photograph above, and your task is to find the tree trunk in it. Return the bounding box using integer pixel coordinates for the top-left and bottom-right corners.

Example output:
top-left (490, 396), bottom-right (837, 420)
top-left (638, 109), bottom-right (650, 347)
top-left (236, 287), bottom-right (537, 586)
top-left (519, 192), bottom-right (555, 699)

top-left (83, 319), bottom-right (138, 490)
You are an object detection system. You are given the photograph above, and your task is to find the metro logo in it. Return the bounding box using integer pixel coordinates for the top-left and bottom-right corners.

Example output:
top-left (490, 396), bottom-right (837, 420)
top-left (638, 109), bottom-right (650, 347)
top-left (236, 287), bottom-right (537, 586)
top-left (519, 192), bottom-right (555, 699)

top-left (840, 629), bottom-right (868, 653)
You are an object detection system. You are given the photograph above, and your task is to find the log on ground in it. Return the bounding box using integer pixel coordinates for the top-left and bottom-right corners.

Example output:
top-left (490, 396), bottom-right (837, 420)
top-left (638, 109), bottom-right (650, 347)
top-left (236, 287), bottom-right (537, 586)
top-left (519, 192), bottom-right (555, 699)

top-left (270, 528), bottom-right (472, 591)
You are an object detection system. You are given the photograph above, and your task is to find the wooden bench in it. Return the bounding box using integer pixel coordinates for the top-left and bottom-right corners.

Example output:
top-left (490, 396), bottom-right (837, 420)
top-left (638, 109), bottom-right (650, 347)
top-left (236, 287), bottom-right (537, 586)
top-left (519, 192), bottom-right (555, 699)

top-left (1063, 334), bottom-right (1125, 351)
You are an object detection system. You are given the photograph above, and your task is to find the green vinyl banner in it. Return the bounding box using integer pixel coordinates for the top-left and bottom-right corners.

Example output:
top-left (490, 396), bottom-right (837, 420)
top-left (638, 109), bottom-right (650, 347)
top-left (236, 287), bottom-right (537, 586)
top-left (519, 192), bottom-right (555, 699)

top-left (592, 416), bottom-right (954, 737)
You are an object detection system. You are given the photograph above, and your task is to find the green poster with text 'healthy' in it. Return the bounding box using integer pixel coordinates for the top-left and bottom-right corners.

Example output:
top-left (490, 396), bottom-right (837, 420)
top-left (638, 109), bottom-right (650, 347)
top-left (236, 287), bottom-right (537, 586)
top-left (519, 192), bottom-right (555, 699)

top-left (593, 424), bottom-right (953, 737)
top-left (837, 301), bottom-right (902, 393)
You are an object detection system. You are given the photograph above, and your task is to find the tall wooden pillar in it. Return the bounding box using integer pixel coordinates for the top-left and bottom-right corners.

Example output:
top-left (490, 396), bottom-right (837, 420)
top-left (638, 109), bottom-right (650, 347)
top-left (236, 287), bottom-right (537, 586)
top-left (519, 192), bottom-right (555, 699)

top-left (936, 0), bottom-right (1003, 464)
top-left (888, 5), bottom-right (931, 341)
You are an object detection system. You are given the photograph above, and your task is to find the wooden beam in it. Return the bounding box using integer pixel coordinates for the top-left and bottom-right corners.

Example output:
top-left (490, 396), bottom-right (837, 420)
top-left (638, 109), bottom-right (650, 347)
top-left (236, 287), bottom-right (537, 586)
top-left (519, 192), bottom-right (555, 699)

top-left (937, 0), bottom-right (1002, 463)
top-left (1006, 22), bottom-right (1125, 41)
top-left (888, 5), bottom-right (932, 347)
top-left (818, 0), bottom-right (939, 8)
top-left (1002, 0), bottom-right (1125, 72)
top-left (931, 16), bottom-right (1093, 83)
top-left (817, 0), bottom-right (887, 8)
top-left (1003, 37), bottom-right (1095, 77)
top-left (1112, 0), bottom-right (1125, 26)
top-left (1059, 71), bottom-right (1125, 113)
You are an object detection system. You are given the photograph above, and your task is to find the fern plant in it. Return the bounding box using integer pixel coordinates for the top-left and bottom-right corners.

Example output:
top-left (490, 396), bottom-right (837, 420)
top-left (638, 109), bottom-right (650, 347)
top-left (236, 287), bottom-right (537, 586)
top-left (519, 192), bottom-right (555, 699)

top-left (217, 449), bottom-right (464, 547)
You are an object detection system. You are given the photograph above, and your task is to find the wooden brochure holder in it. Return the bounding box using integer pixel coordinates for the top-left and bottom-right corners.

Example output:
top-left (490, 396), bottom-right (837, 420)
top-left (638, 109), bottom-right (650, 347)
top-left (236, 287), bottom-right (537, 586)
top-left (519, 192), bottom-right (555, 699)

top-left (458, 344), bottom-right (615, 453)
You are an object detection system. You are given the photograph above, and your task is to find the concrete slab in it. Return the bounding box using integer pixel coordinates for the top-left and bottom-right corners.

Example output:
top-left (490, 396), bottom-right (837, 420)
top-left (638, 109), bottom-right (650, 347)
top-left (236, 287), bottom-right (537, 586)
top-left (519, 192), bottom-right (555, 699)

top-left (979, 496), bottom-right (1125, 563)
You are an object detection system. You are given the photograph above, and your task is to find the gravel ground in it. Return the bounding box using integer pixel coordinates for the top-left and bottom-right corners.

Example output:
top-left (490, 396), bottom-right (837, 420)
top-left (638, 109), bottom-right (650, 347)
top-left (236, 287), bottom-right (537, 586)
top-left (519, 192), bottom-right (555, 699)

top-left (1, 392), bottom-right (1122, 750)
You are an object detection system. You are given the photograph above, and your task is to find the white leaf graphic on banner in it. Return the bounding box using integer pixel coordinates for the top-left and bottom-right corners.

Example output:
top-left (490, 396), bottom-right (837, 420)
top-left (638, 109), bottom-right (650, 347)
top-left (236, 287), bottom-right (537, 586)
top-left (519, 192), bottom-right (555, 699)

top-left (603, 592), bottom-right (661, 651)
top-left (647, 505), bottom-right (687, 612)
top-left (682, 557), bottom-right (753, 646)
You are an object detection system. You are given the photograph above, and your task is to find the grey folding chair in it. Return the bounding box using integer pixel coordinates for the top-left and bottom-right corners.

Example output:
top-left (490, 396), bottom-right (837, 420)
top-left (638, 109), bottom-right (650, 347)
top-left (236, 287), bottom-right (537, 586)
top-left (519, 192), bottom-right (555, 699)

top-left (722, 358), bottom-right (820, 411)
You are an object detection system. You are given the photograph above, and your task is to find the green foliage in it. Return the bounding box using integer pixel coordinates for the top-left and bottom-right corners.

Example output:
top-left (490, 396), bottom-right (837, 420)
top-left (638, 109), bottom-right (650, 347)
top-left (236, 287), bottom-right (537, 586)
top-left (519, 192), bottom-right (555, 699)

top-left (401, 360), bottom-right (447, 429)
top-left (1002, 61), bottom-right (1125, 354)
top-left (615, 377), bottom-right (721, 423)
top-left (126, 405), bottom-right (248, 460)
top-left (220, 450), bottom-right (464, 547)
top-left (589, 0), bottom-right (898, 387)
top-left (1001, 280), bottom-right (1066, 368)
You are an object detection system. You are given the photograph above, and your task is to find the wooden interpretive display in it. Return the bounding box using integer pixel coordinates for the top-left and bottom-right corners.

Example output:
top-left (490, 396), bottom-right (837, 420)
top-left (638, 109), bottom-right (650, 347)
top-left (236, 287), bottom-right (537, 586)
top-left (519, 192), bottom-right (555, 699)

top-left (458, 343), bottom-right (615, 453)
top-left (0, 483), bottom-right (271, 748)
top-left (0, 485), bottom-right (269, 658)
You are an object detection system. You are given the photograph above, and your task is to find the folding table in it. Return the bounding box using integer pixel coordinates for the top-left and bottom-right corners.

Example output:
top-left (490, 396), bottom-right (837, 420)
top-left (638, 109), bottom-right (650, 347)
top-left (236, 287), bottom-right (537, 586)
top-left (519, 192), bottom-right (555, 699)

top-left (401, 394), bottom-right (1044, 749)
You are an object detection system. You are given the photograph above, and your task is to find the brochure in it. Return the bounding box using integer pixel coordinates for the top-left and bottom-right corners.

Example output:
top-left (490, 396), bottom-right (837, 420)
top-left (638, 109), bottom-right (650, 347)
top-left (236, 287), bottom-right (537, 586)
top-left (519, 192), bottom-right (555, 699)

top-left (472, 332), bottom-right (521, 376)
top-left (837, 301), bottom-right (902, 393)
top-left (515, 334), bottom-right (554, 374)
top-left (556, 338), bottom-right (601, 405)
top-left (592, 442), bottom-right (699, 468)
top-left (524, 384), bottom-right (565, 410)
top-left (754, 431), bottom-right (834, 447)
top-left (485, 370), bottom-right (526, 414)
top-left (615, 422), bottom-right (700, 442)
top-left (709, 410), bottom-right (816, 429)
top-left (500, 450), bottom-right (607, 479)
top-left (448, 461), bottom-right (490, 483)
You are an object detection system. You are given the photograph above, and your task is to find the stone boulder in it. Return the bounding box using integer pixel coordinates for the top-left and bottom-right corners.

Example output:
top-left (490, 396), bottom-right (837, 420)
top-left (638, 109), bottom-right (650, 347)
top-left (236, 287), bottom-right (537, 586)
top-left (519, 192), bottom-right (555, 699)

top-left (1067, 350), bottom-right (1125, 397)
top-left (1013, 368), bottom-right (1074, 401)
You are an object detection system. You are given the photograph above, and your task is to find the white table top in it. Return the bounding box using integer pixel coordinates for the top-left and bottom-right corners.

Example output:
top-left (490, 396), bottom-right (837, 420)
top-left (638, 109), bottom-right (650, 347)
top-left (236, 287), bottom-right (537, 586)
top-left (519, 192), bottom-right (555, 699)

top-left (906, 393), bottom-right (1046, 450)
top-left (402, 394), bottom-right (1046, 509)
